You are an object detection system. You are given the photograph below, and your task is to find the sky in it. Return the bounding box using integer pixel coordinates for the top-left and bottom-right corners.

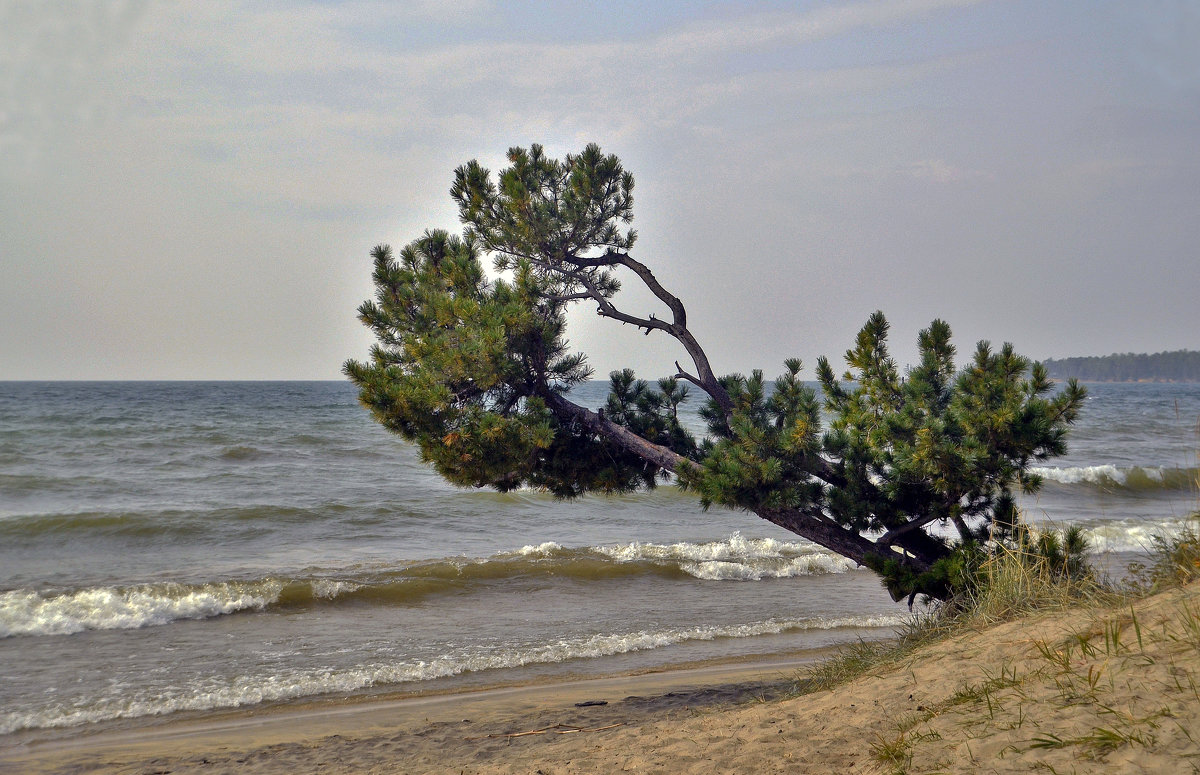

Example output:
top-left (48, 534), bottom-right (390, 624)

top-left (2, 0), bottom-right (1198, 381)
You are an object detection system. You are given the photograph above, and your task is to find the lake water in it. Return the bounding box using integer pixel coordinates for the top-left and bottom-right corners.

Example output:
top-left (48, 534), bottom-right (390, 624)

top-left (1, 380), bottom-right (1197, 737)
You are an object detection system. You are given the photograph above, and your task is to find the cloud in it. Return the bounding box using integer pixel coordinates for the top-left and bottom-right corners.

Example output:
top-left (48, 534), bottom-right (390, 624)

top-left (0, 0), bottom-right (982, 212)
top-left (8, 0), bottom-right (1196, 379)
top-left (900, 159), bottom-right (993, 183)
top-left (0, 0), bottom-right (151, 171)
top-left (127, 0), bottom-right (990, 91)
top-left (0, 0), bottom-right (1004, 226)
top-left (652, 0), bottom-right (988, 59)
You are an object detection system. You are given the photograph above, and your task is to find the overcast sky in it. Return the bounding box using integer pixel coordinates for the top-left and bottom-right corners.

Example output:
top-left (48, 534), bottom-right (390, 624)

top-left (2, 0), bottom-right (1197, 380)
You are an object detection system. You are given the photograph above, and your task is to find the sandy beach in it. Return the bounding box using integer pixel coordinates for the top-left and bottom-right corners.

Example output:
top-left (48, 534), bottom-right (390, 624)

top-left (4, 579), bottom-right (1198, 774)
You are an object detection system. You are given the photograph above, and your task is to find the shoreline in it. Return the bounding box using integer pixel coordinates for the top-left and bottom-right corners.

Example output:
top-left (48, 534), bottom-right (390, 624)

top-left (5, 581), bottom-right (1199, 774)
top-left (0, 650), bottom-right (832, 773)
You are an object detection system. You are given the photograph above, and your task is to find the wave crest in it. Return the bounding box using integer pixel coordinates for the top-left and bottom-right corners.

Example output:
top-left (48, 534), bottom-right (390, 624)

top-left (1, 534), bottom-right (862, 638)
top-left (595, 533), bottom-right (855, 580)
top-left (0, 613), bottom-right (906, 733)
top-left (1032, 465), bottom-right (1197, 491)
top-left (0, 581), bottom-right (282, 638)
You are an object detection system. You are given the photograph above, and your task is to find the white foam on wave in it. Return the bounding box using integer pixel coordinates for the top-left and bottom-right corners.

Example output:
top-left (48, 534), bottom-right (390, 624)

top-left (0, 612), bottom-right (907, 733)
top-left (1074, 516), bottom-right (1200, 553)
top-left (683, 555), bottom-right (858, 581)
top-left (594, 532), bottom-right (855, 579)
top-left (1032, 464), bottom-right (1126, 485)
top-left (0, 581), bottom-right (283, 638)
top-left (516, 541), bottom-right (563, 556)
top-left (598, 532), bottom-right (802, 562)
top-left (1030, 464), bottom-right (1193, 490)
top-left (309, 579), bottom-right (362, 599)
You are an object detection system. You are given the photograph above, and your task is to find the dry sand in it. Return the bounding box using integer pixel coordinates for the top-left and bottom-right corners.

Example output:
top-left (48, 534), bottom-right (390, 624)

top-left (4, 580), bottom-right (1199, 774)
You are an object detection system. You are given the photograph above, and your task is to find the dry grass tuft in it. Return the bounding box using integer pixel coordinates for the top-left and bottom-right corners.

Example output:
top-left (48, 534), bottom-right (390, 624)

top-left (1128, 512), bottom-right (1200, 593)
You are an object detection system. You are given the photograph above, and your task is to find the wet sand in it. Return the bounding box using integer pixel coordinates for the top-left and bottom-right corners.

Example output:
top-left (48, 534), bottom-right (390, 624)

top-left (0, 656), bottom-right (820, 774)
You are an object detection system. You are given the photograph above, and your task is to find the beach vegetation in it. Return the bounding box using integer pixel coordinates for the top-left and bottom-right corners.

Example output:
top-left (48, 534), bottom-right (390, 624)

top-left (787, 529), bottom-right (1200, 772)
top-left (345, 143), bottom-right (1086, 602)
top-left (802, 525), bottom-right (1106, 694)
top-left (1126, 512), bottom-right (1200, 593)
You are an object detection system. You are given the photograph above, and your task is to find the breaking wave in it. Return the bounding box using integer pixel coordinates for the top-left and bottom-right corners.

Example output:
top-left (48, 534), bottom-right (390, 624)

top-left (1071, 516), bottom-right (1200, 554)
top-left (0, 612), bottom-right (905, 733)
top-left (1031, 465), bottom-right (1198, 492)
top-left (1, 534), bottom-right (860, 638)
top-left (0, 582), bottom-right (284, 638)
top-left (588, 533), bottom-right (858, 580)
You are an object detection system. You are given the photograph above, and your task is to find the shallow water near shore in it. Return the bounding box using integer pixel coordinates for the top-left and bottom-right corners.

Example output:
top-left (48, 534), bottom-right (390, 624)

top-left (1, 380), bottom-right (1198, 737)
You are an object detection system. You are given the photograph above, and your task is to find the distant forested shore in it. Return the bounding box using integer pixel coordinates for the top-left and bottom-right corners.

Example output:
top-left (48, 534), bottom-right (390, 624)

top-left (1042, 349), bottom-right (1200, 382)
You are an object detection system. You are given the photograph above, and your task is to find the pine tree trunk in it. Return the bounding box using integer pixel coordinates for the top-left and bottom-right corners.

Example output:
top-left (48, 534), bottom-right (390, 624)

top-left (542, 389), bottom-right (944, 599)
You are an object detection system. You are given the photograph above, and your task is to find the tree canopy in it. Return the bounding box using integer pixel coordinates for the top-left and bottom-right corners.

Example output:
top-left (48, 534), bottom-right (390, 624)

top-left (346, 144), bottom-right (1086, 603)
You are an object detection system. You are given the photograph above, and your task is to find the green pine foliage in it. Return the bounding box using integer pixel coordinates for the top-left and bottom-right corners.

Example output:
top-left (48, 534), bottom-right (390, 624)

top-left (346, 232), bottom-right (661, 496)
top-left (346, 143), bottom-right (1088, 602)
top-left (681, 311), bottom-right (1086, 601)
top-left (681, 362), bottom-right (826, 513)
top-left (604, 370), bottom-right (698, 458)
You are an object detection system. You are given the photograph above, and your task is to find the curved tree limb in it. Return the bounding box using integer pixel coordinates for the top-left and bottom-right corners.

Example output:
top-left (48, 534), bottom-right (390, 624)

top-left (539, 388), bottom-right (697, 474)
top-left (876, 512), bottom-right (943, 547)
top-left (536, 386), bottom-right (935, 577)
top-left (563, 250), bottom-right (733, 416)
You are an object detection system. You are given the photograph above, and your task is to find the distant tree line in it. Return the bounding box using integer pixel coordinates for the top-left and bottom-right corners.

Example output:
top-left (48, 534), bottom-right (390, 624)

top-left (1042, 350), bottom-right (1200, 382)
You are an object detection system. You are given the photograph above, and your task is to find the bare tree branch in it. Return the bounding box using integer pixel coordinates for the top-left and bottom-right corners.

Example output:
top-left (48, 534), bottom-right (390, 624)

top-left (539, 388), bottom-right (698, 475)
top-left (876, 512), bottom-right (943, 547)
top-left (544, 292), bottom-right (594, 303)
top-left (673, 361), bottom-right (704, 390)
top-left (544, 250), bottom-right (734, 416)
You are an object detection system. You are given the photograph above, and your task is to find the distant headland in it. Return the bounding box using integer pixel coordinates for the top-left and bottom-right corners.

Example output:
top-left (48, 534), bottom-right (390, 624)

top-left (1042, 349), bottom-right (1200, 382)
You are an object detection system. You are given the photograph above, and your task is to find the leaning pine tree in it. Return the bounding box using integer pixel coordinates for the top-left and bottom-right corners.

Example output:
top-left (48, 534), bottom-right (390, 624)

top-left (345, 144), bottom-right (1086, 604)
